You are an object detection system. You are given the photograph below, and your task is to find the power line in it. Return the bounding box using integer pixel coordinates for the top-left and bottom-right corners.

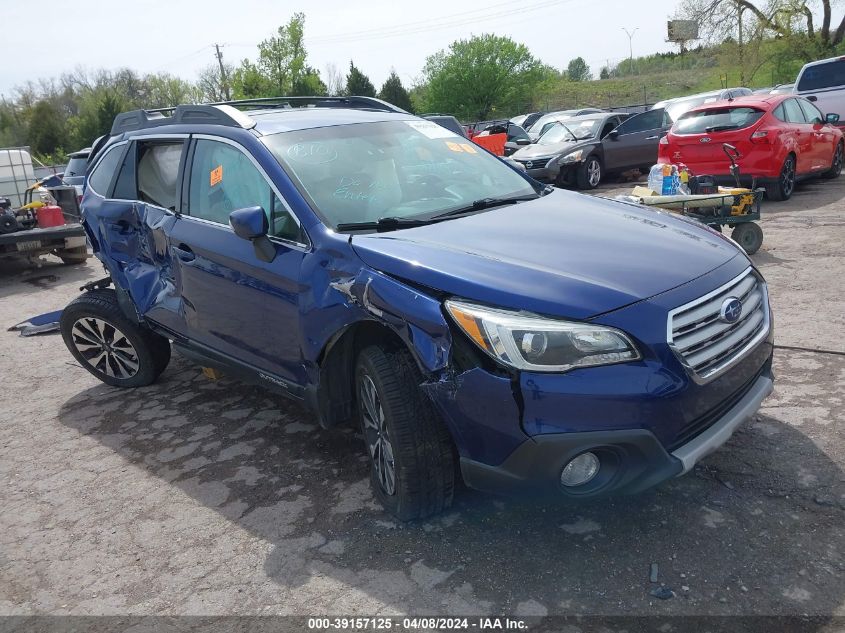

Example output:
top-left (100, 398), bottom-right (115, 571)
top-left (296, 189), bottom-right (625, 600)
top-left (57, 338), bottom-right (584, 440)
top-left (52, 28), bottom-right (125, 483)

top-left (306, 0), bottom-right (579, 44)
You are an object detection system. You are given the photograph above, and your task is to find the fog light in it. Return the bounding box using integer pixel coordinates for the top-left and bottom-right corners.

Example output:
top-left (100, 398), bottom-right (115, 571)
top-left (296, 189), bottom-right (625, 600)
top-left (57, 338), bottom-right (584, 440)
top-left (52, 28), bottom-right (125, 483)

top-left (560, 452), bottom-right (600, 487)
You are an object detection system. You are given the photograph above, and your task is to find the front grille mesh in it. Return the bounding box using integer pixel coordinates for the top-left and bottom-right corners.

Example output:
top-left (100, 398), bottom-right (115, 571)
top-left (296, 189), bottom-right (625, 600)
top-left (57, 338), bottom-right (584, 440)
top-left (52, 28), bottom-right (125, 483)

top-left (669, 269), bottom-right (769, 380)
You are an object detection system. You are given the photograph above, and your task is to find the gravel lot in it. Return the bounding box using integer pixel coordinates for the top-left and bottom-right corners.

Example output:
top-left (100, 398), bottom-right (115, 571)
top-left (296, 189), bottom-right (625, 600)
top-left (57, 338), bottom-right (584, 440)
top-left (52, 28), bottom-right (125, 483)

top-left (1, 175), bottom-right (843, 626)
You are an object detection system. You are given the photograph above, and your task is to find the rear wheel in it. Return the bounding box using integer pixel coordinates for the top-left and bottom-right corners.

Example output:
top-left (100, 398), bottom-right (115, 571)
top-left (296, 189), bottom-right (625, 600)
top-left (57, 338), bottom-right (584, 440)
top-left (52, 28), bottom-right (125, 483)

top-left (355, 345), bottom-right (455, 520)
top-left (823, 142), bottom-right (843, 179)
top-left (60, 289), bottom-right (171, 387)
top-left (731, 222), bottom-right (763, 255)
top-left (765, 155), bottom-right (795, 201)
top-left (576, 155), bottom-right (602, 190)
top-left (56, 245), bottom-right (89, 265)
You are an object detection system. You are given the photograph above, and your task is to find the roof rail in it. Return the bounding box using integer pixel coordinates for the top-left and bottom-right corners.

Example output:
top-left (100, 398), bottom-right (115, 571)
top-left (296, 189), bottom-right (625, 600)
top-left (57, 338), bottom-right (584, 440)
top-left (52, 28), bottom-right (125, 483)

top-left (110, 104), bottom-right (256, 135)
top-left (205, 95), bottom-right (408, 114)
top-left (110, 96), bottom-right (408, 135)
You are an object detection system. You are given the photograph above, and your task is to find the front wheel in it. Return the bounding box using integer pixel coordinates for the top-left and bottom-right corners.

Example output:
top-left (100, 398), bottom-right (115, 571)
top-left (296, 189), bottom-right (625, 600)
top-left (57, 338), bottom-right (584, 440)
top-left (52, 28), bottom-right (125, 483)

top-left (823, 142), bottom-right (843, 179)
top-left (355, 345), bottom-right (455, 520)
top-left (765, 155), bottom-right (796, 201)
top-left (60, 289), bottom-right (171, 387)
top-left (576, 156), bottom-right (602, 190)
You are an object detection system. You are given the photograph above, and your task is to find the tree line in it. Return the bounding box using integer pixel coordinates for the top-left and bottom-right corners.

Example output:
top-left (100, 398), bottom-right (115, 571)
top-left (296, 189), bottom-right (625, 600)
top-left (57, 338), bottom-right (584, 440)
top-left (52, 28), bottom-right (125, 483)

top-left (3, 2), bottom-right (842, 162)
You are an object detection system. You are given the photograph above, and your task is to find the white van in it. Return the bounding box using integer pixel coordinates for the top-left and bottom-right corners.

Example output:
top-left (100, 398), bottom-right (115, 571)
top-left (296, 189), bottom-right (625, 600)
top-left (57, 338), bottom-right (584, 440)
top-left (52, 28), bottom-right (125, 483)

top-left (795, 56), bottom-right (845, 119)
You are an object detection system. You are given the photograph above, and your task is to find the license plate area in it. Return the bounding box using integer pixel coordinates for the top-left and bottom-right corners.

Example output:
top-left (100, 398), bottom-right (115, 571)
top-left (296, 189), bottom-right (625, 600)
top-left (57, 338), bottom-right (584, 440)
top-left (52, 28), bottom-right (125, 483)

top-left (16, 240), bottom-right (42, 251)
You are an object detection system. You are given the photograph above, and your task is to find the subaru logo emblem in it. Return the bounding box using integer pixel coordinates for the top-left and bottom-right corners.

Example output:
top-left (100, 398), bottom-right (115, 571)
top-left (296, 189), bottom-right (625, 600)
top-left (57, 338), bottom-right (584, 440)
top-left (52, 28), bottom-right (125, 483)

top-left (719, 297), bottom-right (743, 323)
top-left (700, 137), bottom-right (712, 143)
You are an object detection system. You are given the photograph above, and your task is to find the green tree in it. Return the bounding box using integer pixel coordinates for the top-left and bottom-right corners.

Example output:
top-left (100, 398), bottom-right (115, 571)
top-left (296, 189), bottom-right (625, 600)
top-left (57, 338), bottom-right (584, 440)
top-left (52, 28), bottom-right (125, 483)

top-left (422, 34), bottom-right (553, 120)
top-left (566, 57), bottom-right (592, 81)
top-left (257, 12), bottom-right (307, 95)
top-left (378, 71), bottom-right (414, 112)
top-left (599, 66), bottom-right (611, 80)
top-left (27, 100), bottom-right (66, 157)
top-left (291, 66), bottom-right (328, 96)
top-left (232, 60), bottom-right (272, 98)
top-left (345, 62), bottom-right (377, 97)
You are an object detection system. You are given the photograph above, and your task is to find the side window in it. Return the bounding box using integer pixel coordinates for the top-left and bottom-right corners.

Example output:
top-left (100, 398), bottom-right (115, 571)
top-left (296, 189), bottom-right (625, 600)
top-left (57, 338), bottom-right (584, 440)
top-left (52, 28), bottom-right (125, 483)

top-left (188, 139), bottom-right (301, 243)
top-left (600, 118), bottom-right (618, 138)
top-left (616, 109), bottom-right (663, 135)
top-left (508, 124), bottom-right (530, 141)
top-left (773, 103), bottom-right (786, 121)
top-left (783, 99), bottom-right (807, 124)
top-left (797, 60), bottom-right (845, 92)
top-left (797, 99), bottom-right (824, 124)
top-left (137, 142), bottom-right (184, 210)
top-left (87, 145), bottom-right (124, 196)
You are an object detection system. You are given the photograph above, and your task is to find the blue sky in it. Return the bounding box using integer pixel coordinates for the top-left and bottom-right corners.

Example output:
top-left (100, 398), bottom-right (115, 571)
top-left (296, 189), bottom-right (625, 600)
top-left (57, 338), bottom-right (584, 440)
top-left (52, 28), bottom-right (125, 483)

top-left (0, 0), bottom-right (685, 97)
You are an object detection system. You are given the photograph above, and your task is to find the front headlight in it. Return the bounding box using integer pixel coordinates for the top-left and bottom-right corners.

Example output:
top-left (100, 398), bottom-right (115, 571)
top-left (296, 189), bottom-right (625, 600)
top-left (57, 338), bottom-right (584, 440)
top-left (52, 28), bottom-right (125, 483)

top-left (445, 300), bottom-right (641, 372)
top-left (558, 149), bottom-right (584, 165)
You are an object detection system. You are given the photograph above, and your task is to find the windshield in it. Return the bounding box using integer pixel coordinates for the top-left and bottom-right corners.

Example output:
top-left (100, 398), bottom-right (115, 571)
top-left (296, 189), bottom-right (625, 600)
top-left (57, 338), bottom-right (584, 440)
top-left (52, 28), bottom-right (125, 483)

top-left (538, 119), bottom-right (599, 144)
top-left (528, 112), bottom-right (574, 135)
top-left (674, 106), bottom-right (765, 134)
top-left (263, 120), bottom-right (536, 228)
top-left (797, 59), bottom-right (845, 91)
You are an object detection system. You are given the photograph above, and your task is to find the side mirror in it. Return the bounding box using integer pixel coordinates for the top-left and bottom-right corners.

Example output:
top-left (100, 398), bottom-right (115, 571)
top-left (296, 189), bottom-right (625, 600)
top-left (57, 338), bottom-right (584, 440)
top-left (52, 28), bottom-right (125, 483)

top-left (229, 206), bottom-right (275, 263)
top-left (607, 130), bottom-right (619, 141)
top-left (826, 113), bottom-right (840, 124)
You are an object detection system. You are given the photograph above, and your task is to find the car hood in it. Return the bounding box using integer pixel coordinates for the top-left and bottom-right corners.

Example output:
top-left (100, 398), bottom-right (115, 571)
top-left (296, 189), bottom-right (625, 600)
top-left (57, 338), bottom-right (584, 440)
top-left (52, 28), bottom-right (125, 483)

top-left (350, 190), bottom-right (743, 320)
top-left (513, 139), bottom-right (588, 159)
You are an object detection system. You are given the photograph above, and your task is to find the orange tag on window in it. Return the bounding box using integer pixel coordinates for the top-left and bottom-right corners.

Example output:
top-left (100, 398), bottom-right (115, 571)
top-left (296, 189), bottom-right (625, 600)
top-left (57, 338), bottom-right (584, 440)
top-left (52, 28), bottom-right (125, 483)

top-left (210, 165), bottom-right (223, 186)
top-left (460, 143), bottom-right (478, 154)
top-left (446, 141), bottom-right (464, 152)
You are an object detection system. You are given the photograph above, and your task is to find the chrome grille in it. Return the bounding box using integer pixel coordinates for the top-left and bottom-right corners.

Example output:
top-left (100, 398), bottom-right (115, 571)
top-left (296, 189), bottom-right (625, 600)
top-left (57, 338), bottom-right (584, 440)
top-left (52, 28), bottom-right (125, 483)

top-left (668, 268), bottom-right (770, 382)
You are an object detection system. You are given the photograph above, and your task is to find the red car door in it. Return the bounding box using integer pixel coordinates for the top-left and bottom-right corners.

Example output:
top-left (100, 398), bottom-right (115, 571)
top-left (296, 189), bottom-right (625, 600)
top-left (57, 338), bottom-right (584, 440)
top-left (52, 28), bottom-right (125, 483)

top-left (798, 98), bottom-right (837, 171)
top-left (781, 98), bottom-right (815, 173)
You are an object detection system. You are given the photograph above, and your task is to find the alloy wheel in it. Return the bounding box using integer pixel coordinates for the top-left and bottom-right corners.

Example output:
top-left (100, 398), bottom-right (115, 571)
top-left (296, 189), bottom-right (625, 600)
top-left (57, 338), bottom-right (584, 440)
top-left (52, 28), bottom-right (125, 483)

top-left (587, 158), bottom-right (601, 187)
top-left (359, 373), bottom-right (396, 495)
top-left (833, 144), bottom-right (843, 176)
top-left (70, 317), bottom-right (140, 379)
top-left (781, 157), bottom-right (795, 197)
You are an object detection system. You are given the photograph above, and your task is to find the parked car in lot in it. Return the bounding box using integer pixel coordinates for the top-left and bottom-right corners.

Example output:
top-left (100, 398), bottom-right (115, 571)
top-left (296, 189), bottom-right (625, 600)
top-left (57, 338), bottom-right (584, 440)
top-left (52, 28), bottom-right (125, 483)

top-left (61, 96), bottom-right (774, 520)
top-left (770, 83), bottom-right (795, 95)
top-left (654, 88), bottom-right (754, 124)
top-left (794, 56), bottom-right (845, 119)
top-left (510, 111), bottom-right (545, 131)
top-left (510, 112), bottom-right (629, 187)
top-left (659, 94), bottom-right (843, 200)
top-left (62, 147), bottom-right (91, 200)
top-left (422, 114), bottom-right (467, 138)
top-left (526, 108), bottom-right (606, 141)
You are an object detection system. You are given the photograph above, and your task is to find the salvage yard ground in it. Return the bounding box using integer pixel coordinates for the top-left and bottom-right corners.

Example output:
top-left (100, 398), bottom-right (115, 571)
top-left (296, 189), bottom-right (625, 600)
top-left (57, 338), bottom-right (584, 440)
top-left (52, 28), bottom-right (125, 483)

top-left (0, 176), bottom-right (843, 623)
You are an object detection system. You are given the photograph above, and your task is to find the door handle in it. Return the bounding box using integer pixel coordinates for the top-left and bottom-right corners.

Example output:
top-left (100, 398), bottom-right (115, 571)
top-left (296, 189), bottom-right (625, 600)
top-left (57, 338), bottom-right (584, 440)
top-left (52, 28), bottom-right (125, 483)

top-left (645, 135), bottom-right (659, 140)
top-left (172, 243), bottom-right (196, 262)
top-left (807, 95), bottom-right (818, 102)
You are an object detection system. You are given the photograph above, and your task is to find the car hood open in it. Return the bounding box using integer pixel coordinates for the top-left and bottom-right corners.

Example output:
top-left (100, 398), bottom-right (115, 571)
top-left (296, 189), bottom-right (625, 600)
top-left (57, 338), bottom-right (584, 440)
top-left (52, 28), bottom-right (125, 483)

top-left (350, 190), bottom-right (743, 320)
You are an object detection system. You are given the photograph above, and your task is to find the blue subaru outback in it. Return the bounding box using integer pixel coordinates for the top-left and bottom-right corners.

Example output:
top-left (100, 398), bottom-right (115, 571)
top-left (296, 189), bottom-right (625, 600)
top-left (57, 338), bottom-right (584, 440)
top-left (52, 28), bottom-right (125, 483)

top-left (60, 96), bottom-right (774, 520)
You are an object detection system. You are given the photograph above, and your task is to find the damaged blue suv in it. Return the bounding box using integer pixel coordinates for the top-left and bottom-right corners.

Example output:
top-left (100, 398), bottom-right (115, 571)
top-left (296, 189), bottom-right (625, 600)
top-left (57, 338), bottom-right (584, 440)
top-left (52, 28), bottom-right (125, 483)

top-left (61, 96), bottom-right (774, 520)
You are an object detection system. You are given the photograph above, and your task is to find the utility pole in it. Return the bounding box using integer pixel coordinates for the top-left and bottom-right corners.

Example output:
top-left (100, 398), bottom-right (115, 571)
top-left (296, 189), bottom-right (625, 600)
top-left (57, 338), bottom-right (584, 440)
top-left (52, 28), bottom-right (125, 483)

top-left (737, 2), bottom-right (745, 86)
top-left (214, 43), bottom-right (231, 100)
top-left (622, 28), bottom-right (638, 76)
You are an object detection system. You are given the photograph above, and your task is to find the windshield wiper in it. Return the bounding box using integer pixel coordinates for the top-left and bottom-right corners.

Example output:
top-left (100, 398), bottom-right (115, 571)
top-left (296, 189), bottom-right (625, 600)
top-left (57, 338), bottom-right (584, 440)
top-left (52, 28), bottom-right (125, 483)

top-left (432, 194), bottom-right (539, 219)
top-left (704, 125), bottom-right (740, 132)
top-left (335, 216), bottom-right (435, 232)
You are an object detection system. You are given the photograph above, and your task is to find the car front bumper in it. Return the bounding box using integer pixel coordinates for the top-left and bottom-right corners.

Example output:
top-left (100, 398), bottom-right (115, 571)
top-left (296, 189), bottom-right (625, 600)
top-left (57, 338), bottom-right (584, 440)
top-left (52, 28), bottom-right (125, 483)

top-left (459, 367), bottom-right (773, 498)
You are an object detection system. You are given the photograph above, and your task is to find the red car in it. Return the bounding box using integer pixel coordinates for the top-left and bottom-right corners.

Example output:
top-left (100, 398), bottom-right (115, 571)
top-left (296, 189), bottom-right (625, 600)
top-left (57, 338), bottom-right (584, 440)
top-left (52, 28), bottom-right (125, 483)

top-left (658, 94), bottom-right (843, 200)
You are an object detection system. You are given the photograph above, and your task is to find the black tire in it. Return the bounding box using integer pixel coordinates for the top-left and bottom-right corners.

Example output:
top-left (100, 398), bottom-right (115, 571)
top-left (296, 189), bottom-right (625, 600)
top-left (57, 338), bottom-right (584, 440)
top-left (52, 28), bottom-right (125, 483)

top-left (575, 155), bottom-right (602, 190)
top-left (60, 289), bottom-right (171, 387)
top-left (56, 245), bottom-right (89, 265)
top-left (765, 154), bottom-right (796, 201)
top-left (823, 142), bottom-right (843, 179)
top-left (355, 345), bottom-right (455, 520)
top-left (0, 213), bottom-right (20, 234)
top-left (731, 222), bottom-right (763, 255)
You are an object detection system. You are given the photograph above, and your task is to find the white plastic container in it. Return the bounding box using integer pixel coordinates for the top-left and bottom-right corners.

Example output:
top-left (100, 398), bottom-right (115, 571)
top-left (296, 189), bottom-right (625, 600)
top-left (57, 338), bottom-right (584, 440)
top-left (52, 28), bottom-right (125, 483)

top-left (0, 147), bottom-right (36, 208)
